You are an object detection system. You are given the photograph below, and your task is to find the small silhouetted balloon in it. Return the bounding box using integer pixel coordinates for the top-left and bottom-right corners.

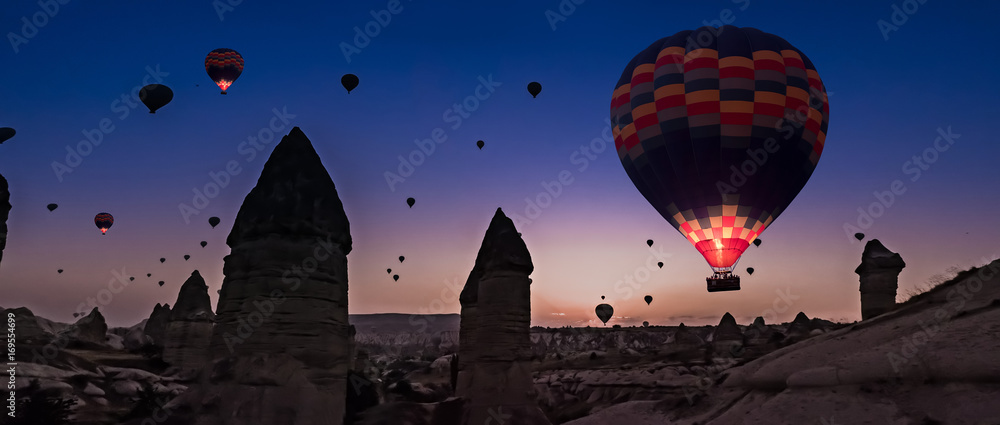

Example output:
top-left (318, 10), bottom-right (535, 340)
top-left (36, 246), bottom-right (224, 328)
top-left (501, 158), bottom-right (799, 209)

top-left (209, 217), bottom-right (220, 228)
top-left (595, 303), bottom-right (613, 325)
top-left (160, 258), bottom-right (165, 263)
top-left (57, 269), bottom-right (63, 274)
top-left (657, 262), bottom-right (663, 268)
top-left (201, 241), bottom-right (207, 248)
top-left (642, 321), bottom-right (649, 327)
top-left (747, 267), bottom-right (755, 275)
top-left (646, 239), bottom-right (653, 247)
top-left (477, 140), bottom-right (484, 149)
top-left (753, 239), bottom-right (762, 247)
top-left (129, 277), bottom-right (135, 281)
top-left (406, 198), bottom-right (415, 208)
top-left (854, 233), bottom-right (865, 241)
top-left (341, 74), bottom-right (359, 93)
top-left (644, 295), bottom-right (652, 305)
top-left (527, 82), bottom-right (541, 98)
top-left (601, 295), bottom-right (605, 300)
top-left (147, 273), bottom-right (151, 277)
top-left (47, 203), bottom-right (58, 212)
top-left (184, 255), bottom-right (190, 261)
top-left (158, 281), bottom-right (164, 287)
top-left (0, 128), bottom-right (14, 144)
top-left (399, 256), bottom-right (405, 263)
top-left (386, 268), bottom-right (392, 274)
top-left (139, 84), bottom-right (173, 113)
top-left (392, 274), bottom-right (399, 282)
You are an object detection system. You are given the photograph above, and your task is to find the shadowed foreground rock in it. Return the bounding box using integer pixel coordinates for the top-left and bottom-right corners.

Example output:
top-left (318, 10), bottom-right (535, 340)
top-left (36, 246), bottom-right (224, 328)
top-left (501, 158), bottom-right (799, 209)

top-left (856, 239), bottom-right (905, 320)
top-left (162, 127), bottom-right (352, 425)
top-left (0, 173), bottom-right (9, 266)
top-left (163, 270), bottom-right (215, 372)
top-left (142, 303), bottom-right (172, 348)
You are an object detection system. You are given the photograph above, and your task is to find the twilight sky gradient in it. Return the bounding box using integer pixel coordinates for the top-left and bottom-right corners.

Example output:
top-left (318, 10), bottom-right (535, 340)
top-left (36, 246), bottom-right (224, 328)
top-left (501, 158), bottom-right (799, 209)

top-left (1, 1), bottom-right (998, 329)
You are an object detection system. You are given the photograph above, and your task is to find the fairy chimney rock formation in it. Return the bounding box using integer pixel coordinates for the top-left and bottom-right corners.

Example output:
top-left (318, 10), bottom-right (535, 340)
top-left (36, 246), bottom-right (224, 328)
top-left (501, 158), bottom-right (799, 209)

top-left (711, 312), bottom-right (744, 351)
top-left (0, 173), bottom-right (9, 267)
top-left (163, 270), bottom-right (215, 371)
top-left (167, 127), bottom-right (352, 425)
top-left (457, 208), bottom-right (550, 425)
top-left (143, 303), bottom-right (171, 347)
top-left (856, 239), bottom-right (906, 320)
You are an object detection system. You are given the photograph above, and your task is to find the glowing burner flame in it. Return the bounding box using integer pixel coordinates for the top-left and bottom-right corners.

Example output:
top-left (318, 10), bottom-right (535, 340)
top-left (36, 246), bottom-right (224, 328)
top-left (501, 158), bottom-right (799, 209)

top-left (216, 80), bottom-right (232, 93)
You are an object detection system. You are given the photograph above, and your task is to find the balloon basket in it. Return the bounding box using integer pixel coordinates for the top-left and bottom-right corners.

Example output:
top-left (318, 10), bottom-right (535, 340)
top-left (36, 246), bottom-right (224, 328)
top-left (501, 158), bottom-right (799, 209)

top-left (707, 272), bottom-right (740, 292)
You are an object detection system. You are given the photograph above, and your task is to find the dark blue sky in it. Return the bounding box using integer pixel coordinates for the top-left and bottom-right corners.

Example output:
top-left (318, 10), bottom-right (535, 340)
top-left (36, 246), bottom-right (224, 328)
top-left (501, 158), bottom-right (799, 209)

top-left (1, 0), bottom-right (998, 327)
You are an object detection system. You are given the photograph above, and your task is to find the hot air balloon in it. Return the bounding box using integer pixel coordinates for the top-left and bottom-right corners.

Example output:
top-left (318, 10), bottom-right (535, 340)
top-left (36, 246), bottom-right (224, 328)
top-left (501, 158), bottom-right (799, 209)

top-left (601, 295), bottom-right (605, 300)
top-left (57, 269), bottom-right (63, 274)
top-left (205, 48), bottom-right (244, 94)
top-left (747, 267), bottom-right (755, 275)
top-left (0, 127), bottom-right (14, 144)
top-left (139, 84), bottom-right (173, 113)
top-left (646, 239), bottom-right (653, 247)
top-left (342, 74), bottom-right (359, 93)
top-left (611, 26), bottom-right (829, 293)
top-left (147, 273), bottom-right (152, 277)
top-left (477, 140), bottom-right (485, 149)
top-left (184, 254), bottom-right (190, 261)
top-left (200, 241), bottom-right (207, 248)
top-left (854, 233), bottom-right (865, 241)
top-left (392, 274), bottom-right (399, 282)
top-left (95, 212), bottom-right (114, 235)
top-left (129, 277), bottom-right (135, 281)
top-left (159, 258), bottom-right (165, 263)
top-left (642, 321), bottom-right (649, 327)
top-left (399, 256), bottom-right (405, 263)
top-left (209, 217), bottom-right (220, 228)
top-left (406, 198), bottom-right (415, 208)
top-left (158, 281), bottom-right (164, 287)
top-left (386, 268), bottom-right (392, 274)
top-left (46, 203), bottom-right (58, 212)
top-left (657, 262), bottom-right (663, 269)
top-left (753, 239), bottom-right (762, 247)
top-left (644, 295), bottom-right (652, 305)
top-left (527, 82), bottom-right (542, 98)
top-left (595, 303), bottom-right (613, 325)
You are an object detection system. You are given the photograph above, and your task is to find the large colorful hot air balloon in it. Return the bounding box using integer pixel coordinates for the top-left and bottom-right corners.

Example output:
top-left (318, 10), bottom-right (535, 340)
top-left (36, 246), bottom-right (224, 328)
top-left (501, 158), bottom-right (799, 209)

top-left (205, 48), bottom-right (244, 94)
top-left (94, 212), bottom-right (114, 235)
top-left (611, 26), bottom-right (829, 292)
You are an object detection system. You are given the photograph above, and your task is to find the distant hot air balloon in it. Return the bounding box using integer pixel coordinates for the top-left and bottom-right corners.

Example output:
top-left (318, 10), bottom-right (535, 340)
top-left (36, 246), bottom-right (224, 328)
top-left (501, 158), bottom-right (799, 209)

top-left (139, 84), bottom-right (173, 113)
top-left (612, 26), bottom-right (829, 293)
top-left (209, 217), bottom-right (220, 228)
top-left (386, 268), bottom-right (392, 274)
top-left (129, 277), bottom-right (135, 281)
top-left (184, 254), bottom-right (190, 261)
top-left (601, 295), bottom-right (605, 300)
top-left (477, 140), bottom-right (485, 150)
top-left (753, 239), bottom-right (762, 248)
top-left (595, 303), bottom-right (613, 325)
top-left (0, 127), bottom-right (14, 144)
top-left (158, 281), bottom-right (164, 287)
top-left (527, 82), bottom-right (542, 98)
top-left (147, 273), bottom-right (152, 277)
top-left (47, 203), bottom-right (58, 212)
top-left (57, 269), bottom-right (63, 274)
top-left (657, 262), bottom-right (663, 269)
top-left (341, 74), bottom-right (359, 93)
top-left (399, 256), bottom-right (405, 263)
top-left (392, 274), bottom-right (399, 282)
top-left (644, 295), bottom-right (652, 305)
top-left (159, 258), bottom-right (165, 263)
top-left (205, 48), bottom-right (244, 94)
top-left (406, 198), bottom-right (415, 208)
top-left (646, 239), bottom-right (653, 247)
top-left (200, 241), bottom-right (207, 248)
top-left (94, 212), bottom-right (114, 235)
top-left (642, 321), bottom-right (649, 327)
top-left (854, 233), bottom-right (865, 241)
top-left (747, 267), bottom-right (755, 275)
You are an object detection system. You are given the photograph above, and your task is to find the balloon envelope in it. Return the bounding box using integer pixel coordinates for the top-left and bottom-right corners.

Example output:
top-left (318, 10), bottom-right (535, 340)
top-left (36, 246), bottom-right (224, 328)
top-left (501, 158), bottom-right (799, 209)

top-left (657, 262), bottom-right (663, 268)
top-left (139, 84), bottom-right (173, 113)
top-left (159, 258), bottom-right (165, 263)
top-left (595, 303), bottom-right (614, 325)
top-left (47, 203), bottom-right (58, 212)
top-left (527, 82), bottom-right (542, 98)
top-left (644, 295), bottom-right (652, 305)
top-left (129, 277), bottom-right (135, 281)
top-left (747, 267), bottom-right (755, 275)
top-left (341, 74), bottom-right (359, 93)
top-left (147, 273), bottom-right (151, 277)
top-left (200, 241), bottom-right (207, 248)
top-left (209, 217), bottom-right (220, 228)
top-left (392, 274), bottom-right (399, 282)
top-left (399, 256), bottom-right (405, 263)
top-left (611, 26), bottom-right (829, 273)
top-left (94, 212), bottom-right (114, 235)
top-left (406, 198), bottom-right (415, 208)
top-left (386, 268), bottom-right (392, 274)
top-left (477, 140), bottom-right (484, 149)
top-left (854, 233), bottom-right (865, 241)
top-left (753, 239), bottom-right (762, 247)
top-left (184, 255), bottom-right (190, 261)
top-left (205, 48), bottom-right (244, 94)
top-left (158, 281), bottom-right (164, 287)
top-left (57, 269), bottom-right (63, 273)
top-left (0, 127), bottom-right (14, 144)
top-left (646, 239), bottom-right (653, 247)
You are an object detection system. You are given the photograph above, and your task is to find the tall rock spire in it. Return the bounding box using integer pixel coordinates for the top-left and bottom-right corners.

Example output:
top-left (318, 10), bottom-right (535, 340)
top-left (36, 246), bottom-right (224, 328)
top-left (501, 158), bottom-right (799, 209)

top-left (856, 239), bottom-right (905, 320)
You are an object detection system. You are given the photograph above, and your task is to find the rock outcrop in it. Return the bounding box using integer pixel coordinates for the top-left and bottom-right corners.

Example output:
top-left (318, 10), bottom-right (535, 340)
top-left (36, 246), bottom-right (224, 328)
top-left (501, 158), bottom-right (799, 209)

top-left (163, 271), bottom-right (215, 372)
top-left (856, 239), bottom-right (906, 320)
top-left (710, 312), bottom-right (743, 352)
top-left (57, 307), bottom-right (109, 347)
top-left (0, 173), bottom-right (9, 267)
top-left (143, 303), bottom-right (171, 347)
top-left (456, 208), bottom-right (550, 425)
top-left (165, 127), bottom-right (352, 425)
top-left (784, 311), bottom-right (812, 341)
